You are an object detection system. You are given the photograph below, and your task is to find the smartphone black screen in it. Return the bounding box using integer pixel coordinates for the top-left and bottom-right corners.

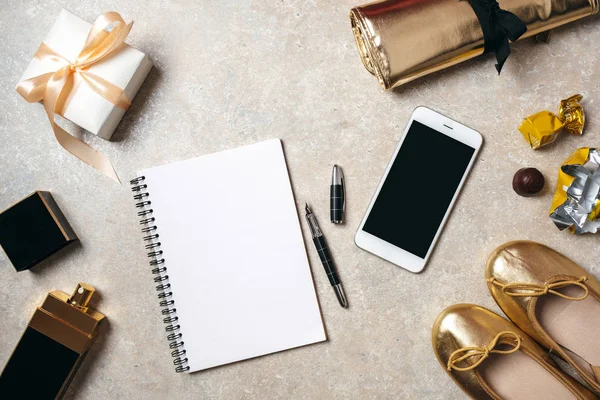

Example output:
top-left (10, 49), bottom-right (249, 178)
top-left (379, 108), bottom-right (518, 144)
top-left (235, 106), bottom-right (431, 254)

top-left (362, 120), bottom-right (475, 258)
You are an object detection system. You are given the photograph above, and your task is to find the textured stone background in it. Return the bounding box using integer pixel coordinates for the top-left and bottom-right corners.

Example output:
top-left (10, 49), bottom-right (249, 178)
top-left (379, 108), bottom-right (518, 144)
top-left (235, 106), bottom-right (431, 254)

top-left (1, 1), bottom-right (599, 399)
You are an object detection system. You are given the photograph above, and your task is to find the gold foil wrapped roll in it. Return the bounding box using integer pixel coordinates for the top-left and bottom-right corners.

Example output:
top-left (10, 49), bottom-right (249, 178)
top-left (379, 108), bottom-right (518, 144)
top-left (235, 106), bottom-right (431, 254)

top-left (550, 147), bottom-right (600, 234)
top-left (519, 94), bottom-right (585, 149)
top-left (350, 0), bottom-right (598, 89)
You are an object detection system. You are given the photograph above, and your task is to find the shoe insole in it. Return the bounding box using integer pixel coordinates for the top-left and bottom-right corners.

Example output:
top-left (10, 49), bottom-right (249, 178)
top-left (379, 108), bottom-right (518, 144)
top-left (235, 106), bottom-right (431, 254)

top-left (537, 286), bottom-right (600, 382)
top-left (479, 350), bottom-right (575, 399)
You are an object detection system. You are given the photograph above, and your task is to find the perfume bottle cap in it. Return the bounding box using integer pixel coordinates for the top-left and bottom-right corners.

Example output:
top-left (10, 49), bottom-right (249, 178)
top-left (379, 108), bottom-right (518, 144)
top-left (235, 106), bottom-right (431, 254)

top-left (68, 283), bottom-right (95, 309)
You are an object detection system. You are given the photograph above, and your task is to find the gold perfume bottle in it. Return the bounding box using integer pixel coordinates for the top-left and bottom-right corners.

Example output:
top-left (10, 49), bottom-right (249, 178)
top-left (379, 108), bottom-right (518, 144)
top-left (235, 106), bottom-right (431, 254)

top-left (0, 283), bottom-right (105, 399)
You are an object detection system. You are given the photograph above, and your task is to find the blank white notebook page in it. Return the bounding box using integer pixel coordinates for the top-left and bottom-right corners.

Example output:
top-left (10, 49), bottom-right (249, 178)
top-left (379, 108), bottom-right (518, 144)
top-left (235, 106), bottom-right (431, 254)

top-left (139, 139), bottom-right (326, 372)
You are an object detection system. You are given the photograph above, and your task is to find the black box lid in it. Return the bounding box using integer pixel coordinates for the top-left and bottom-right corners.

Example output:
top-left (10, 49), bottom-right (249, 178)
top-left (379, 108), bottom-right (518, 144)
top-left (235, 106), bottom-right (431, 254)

top-left (0, 191), bottom-right (77, 271)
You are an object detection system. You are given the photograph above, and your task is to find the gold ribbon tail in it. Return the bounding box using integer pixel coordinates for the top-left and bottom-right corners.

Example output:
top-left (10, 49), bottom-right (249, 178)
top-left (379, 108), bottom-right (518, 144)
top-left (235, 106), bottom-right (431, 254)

top-left (43, 66), bottom-right (121, 183)
top-left (53, 123), bottom-right (120, 183)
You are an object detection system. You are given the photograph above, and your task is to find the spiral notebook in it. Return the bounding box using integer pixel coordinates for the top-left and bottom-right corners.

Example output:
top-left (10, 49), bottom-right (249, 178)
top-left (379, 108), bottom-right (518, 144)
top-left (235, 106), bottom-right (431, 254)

top-left (130, 139), bottom-right (325, 373)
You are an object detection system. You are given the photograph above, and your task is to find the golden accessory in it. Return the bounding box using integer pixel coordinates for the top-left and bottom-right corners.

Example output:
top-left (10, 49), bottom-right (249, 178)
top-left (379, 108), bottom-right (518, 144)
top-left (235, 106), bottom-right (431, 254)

top-left (29, 283), bottom-right (105, 353)
top-left (432, 304), bottom-right (598, 399)
top-left (486, 240), bottom-right (600, 394)
top-left (350, 0), bottom-right (598, 89)
top-left (68, 283), bottom-right (96, 310)
top-left (518, 94), bottom-right (585, 149)
top-left (16, 12), bottom-right (134, 182)
top-left (447, 331), bottom-right (521, 371)
top-left (0, 283), bottom-right (105, 399)
top-left (487, 276), bottom-right (589, 300)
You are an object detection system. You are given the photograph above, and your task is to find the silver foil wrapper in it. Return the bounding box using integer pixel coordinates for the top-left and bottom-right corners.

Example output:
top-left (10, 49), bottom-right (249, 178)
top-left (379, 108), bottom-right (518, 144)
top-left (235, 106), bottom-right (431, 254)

top-left (550, 148), bottom-right (600, 234)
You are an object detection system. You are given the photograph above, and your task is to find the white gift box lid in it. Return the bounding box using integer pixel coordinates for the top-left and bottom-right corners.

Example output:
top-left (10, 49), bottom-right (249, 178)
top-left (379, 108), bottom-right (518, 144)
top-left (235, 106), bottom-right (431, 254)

top-left (18, 9), bottom-right (152, 140)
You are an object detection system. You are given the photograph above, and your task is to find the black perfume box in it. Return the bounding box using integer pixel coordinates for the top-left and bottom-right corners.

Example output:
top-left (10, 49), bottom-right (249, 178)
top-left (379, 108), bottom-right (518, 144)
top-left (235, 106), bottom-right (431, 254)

top-left (0, 191), bottom-right (77, 271)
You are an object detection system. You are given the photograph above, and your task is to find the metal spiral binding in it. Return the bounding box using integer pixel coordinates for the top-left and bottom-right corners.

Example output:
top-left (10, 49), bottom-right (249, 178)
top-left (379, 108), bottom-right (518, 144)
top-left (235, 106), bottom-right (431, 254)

top-left (130, 176), bottom-right (190, 373)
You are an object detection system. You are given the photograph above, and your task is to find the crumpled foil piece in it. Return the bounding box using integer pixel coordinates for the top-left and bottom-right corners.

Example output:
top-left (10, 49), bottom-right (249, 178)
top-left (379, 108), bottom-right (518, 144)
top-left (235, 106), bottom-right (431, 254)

top-left (550, 148), bottom-right (600, 234)
top-left (519, 94), bottom-right (585, 150)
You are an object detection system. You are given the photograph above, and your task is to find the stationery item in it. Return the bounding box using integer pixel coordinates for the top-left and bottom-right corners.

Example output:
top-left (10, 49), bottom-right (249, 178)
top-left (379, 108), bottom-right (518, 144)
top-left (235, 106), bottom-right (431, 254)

top-left (0, 191), bottom-right (77, 272)
top-left (130, 139), bottom-right (326, 373)
top-left (304, 203), bottom-right (348, 308)
top-left (519, 94), bottom-right (584, 149)
top-left (16, 9), bottom-right (153, 182)
top-left (350, 0), bottom-right (598, 89)
top-left (549, 147), bottom-right (600, 234)
top-left (0, 283), bottom-right (105, 399)
top-left (330, 165), bottom-right (345, 224)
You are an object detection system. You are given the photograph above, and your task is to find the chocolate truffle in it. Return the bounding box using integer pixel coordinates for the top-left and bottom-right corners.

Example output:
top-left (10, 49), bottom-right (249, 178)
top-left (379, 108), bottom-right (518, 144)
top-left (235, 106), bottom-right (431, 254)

top-left (513, 168), bottom-right (545, 197)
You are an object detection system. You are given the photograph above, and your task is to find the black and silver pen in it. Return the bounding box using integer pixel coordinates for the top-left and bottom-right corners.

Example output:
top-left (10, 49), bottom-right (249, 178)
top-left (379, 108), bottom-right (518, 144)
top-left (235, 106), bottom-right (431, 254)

top-left (305, 203), bottom-right (348, 308)
top-left (330, 165), bottom-right (345, 224)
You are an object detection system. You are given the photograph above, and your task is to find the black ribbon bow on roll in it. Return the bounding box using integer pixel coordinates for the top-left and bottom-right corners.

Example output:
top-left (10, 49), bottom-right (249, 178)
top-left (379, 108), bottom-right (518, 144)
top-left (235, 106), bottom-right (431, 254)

top-left (468, 0), bottom-right (527, 73)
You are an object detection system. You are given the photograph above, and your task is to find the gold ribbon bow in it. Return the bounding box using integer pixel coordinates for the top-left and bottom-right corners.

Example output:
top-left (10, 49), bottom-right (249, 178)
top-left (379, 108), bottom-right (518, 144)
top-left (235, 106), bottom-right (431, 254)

top-left (487, 276), bottom-right (589, 301)
top-left (16, 12), bottom-right (134, 183)
top-left (447, 331), bottom-right (521, 371)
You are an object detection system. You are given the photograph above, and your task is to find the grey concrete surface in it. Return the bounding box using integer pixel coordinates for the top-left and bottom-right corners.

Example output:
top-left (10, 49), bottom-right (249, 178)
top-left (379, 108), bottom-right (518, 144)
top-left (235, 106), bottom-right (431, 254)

top-left (1, 1), bottom-right (599, 399)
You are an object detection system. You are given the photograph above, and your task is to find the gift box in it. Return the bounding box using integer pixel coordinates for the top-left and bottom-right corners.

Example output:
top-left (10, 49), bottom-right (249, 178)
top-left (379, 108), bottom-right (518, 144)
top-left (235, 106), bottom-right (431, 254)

top-left (17, 9), bottom-right (152, 140)
top-left (350, 0), bottom-right (598, 89)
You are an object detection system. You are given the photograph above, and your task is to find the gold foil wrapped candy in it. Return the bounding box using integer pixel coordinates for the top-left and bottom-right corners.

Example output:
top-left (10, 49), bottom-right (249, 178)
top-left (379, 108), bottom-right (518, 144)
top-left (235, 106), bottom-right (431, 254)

top-left (518, 95), bottom-right (585, 149)
top-left (350, 0), bottom-right (598, 89)
top-left (550, 148), bottom-right (600, 234)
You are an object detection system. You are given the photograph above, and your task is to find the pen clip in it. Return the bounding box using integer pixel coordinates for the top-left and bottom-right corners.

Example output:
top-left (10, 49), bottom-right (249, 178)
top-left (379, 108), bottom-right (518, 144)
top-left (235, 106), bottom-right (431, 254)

top-left (341, 175), bottom-right (345, 214)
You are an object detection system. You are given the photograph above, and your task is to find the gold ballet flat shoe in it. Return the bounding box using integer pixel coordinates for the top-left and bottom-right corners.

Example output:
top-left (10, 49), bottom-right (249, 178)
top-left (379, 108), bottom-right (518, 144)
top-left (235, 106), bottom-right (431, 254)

top-left (486, 240), bottom-right (600, 394)
top-left (432, 304), bottom-right (597, 399)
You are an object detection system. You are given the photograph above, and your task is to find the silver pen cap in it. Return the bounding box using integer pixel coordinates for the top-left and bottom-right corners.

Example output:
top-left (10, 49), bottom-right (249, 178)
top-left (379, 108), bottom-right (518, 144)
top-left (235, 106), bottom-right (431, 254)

top-left (332, 164), bottom-right (343, 185)
top-left (330, 165), bottom-right (345, 224)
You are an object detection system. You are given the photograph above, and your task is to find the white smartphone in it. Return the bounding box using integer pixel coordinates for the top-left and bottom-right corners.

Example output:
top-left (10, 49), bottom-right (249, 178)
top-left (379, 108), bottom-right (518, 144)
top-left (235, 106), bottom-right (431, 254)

top-left (355, 106), bottom-right (482, 273)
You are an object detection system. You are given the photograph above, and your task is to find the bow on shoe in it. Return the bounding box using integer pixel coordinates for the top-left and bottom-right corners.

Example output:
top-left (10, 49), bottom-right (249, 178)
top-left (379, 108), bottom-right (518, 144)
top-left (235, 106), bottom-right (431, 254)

top-left (447, 331), bottom-right (522, 371)
top-left (488, 276), bottom-right (589, 300)
top-left (468, 0), bottom-right (528, 73)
